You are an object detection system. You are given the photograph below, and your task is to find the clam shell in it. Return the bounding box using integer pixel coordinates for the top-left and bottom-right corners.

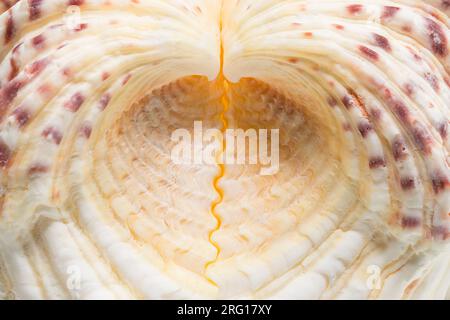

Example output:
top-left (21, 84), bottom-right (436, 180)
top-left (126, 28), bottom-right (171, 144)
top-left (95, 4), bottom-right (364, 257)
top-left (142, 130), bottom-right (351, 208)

top-left (0, 0), bottom-right (448, 299)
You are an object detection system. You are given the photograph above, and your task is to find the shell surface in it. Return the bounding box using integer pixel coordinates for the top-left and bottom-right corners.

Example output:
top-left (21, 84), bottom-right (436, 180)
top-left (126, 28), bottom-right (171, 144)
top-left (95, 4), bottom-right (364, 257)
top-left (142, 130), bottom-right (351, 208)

top-left (0, 0), bottom-right (448, 299)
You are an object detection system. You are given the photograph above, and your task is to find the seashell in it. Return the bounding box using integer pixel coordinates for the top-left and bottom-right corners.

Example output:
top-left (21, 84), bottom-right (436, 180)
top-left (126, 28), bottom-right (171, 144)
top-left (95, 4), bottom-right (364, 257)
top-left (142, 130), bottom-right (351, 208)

top-left (0, 0), bottom-right (448, 300)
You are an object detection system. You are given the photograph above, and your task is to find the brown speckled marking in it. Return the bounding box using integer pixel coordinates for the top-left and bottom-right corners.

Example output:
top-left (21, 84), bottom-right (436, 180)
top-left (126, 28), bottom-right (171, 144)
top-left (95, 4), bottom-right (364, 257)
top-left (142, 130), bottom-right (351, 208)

top-left (12, 107), bottom-right (30, 127)
top-left (382, 6), bottom-right (400, 20)
top-left (0, 140), bottom-right (11, 167)
top-left (8, 57), bottom-right (19, 81)
top-left (28, 164), bottom-right (48, 176)
top-left (62, 68), bottom-right (72, 78)
top-left (5, 11), bottom-right (15, 44)
top-left (392, 136), bottom-right (408, 161)
top-left (391, 100), bottom-right (410, 123)
top-left (42, 127), bottom-right (63, 145)
top-left (12, 42), bottom-right (23, 54)
top-left (27, 58), bottom-right (49, 77)
top-left (404, 279), bottom-right (420, 296)
top-left (342, 95), bottom-right (355, 109)
top-left (29, 0), bottom-right (43, 21)
top-left (358, 122), bottom-right (373, 138)
top-left (74, 23), bottom-right (88, 31)
top-left (438, 122), bottom-right (448, 140)
top-left (57, 43), bottom-right (68, 51)
top-left (369, 157), bottom-right (386, 169)
top-left (327, 97), bottom-right (337, 107)
top-left (102, 72), bottom-right (110, 81)
top-left (373, 34), bottom-right (391, 51)
top-left (80, 123), bottom-right (92, 138)
top-left (64, 92), bottom-right (85, 112)
top-left (444, 77), bottom-right (450, 88)
top-left (370, 108), bottom-right (382, 122)
top-left (400, 177), bottom-right (416, 191)
top-left (401, 216), bottom-right (421, 229)
top-left (432, 226), bottom-right (449, 240)
top-left (347, 4), bottom-right (363, 15)
top-left (32, 34), bottom-right (45, 49)
top-left (426, 18), bottom-right (448, 57)
top-left (424, 72), bottom-right (440, 92)
top-left (1, 0), bottom-right (12, 9)
top-left (408, 47), bottom-right (422, 62)
top-left (431, 171), bottom-right (449, 194)
top-left (412, 126), bottom-right (433, 154)
top-left (99, 93), bottom-right (111, 110)
top-left (122, 74), bottom-right (132, 86)
top-left (402, 25), bottom-right (412, 33)
top-left (68, 0), bottom-right (84, 5)
top-left (342, 123), bottom-right (352, 131)
top-left (404, 83), bottom-right (415, 96)
top-left (0, 80), bottom-right (24, 112)
top-left (359, 46), bottom-right (379, 60)
top-left (38, 83), bottom-right (53, 97)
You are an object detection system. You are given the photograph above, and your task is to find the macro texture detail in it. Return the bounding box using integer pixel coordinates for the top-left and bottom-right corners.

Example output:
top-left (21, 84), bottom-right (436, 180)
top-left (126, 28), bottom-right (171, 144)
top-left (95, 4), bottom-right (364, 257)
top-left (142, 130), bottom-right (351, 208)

top-left (0, 0), bottom-right (448, 300)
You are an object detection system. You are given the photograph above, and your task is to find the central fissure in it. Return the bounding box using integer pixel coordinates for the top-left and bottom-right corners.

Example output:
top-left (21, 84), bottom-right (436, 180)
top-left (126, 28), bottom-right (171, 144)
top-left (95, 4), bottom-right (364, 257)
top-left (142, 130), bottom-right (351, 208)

top-left (204, 78), bottom-right (228, 285)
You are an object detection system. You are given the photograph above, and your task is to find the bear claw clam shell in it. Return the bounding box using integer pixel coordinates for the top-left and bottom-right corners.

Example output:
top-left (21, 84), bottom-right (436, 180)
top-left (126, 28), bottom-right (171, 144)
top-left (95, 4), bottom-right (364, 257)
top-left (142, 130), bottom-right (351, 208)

top-left (0, 0), bottom-right (448, 300)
